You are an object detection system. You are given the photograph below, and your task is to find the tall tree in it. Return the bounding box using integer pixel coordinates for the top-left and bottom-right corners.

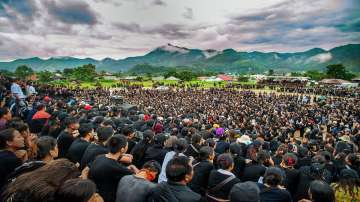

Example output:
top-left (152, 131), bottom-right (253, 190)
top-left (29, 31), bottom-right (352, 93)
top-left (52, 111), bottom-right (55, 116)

top-left (15, 65), bottom-right (34, 79)
top-left (326, 64), bottom-right (356, 80)
top-left (37, 71), bottom-right (53, 83)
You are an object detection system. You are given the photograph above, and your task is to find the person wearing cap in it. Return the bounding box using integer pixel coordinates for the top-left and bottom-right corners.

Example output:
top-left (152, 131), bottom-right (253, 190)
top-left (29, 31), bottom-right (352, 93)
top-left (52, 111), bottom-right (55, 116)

top-left (215, 127), bottom-right (230, 154)
top-left (331, 168), bottom-right (360, 202)
top-left (230, 181), bottom-right (260, 202)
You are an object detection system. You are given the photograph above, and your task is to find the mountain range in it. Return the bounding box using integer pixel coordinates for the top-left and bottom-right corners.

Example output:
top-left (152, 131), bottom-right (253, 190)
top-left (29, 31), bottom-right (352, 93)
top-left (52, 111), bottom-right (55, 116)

top-left (0, 43), bottom-right (359, 73)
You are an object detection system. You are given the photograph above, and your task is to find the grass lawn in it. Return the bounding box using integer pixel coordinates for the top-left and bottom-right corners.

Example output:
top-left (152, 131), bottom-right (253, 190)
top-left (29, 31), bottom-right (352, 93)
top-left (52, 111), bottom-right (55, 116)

top-left (49, 79), bottom-right (258, 89)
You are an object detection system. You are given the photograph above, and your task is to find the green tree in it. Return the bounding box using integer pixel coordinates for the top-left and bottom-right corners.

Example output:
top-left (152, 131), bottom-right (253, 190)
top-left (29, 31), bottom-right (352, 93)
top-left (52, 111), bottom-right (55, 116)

top-left (73, 64), bottom-right (97, 82)
top-left (268, 69), bottom-right (274, 76)
top-left (0, 69), bottom-right (14, 77)
top-left (135, 76), bottom-right (143, 81)
top-left (290, 72), bottom-right (303, 77)
top-left (37, 71), bottom-right (53, 83)
top-left (237, 75), bottom-right (249, 82)
top-left (325, 64), bottom-right (356, 80)
top-left (304, 70), bottom-right (325, 81)
top-left (177, 70), bottom-right (196, 81)
top-left (15, 65), bottom-right (34, 79)
top-left (164, 69), bottom-right (177, 79)
top-left (326, 64), bottom-right (347, 79)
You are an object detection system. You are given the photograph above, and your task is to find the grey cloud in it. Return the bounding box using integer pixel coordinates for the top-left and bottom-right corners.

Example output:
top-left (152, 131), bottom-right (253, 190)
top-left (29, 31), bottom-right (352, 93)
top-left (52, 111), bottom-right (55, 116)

top-left (113, 22), bottom-right (142, 33)
top-left (152, 0), bottom-right (166, 6)
top-left (45, 0), bottom-right (98, 25)
top-left (113, 22), bottom-right (193, 39)
top-left (182, 7), bottom-right (193, 20)
top-left (222, 0), bottom-right (360, 47)
top-left (92, 0), bottom-right (122, 7)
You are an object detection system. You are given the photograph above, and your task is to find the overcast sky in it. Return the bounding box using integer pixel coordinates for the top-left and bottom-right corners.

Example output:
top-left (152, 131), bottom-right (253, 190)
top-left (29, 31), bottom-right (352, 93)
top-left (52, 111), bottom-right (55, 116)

top-left (0, 0), bottom-right (359, 60)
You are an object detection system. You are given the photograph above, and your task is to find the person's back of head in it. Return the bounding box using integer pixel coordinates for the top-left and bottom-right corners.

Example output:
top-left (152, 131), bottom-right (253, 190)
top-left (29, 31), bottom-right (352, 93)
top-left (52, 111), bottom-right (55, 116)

top-left (37, 136), bottom-right (58, 160)
top-left (263, 167), bottom-right (284, 187)
top-left (309, 180), bottom-right (334, 202)
top-left (78, 123), bottom-right (94, 138)
top-left (3, 159), bottom-right (78, 202)
top-left (217, 153), bottom-right (234, 170)
top-left (166, 156), bottom-right (192, 183)
top-left (230, 181), bottom-right (260, 202)
top-left (230, 142), bottom-right (243, 157)
top-left (96, 126), bottom-right (114, 144)
top-left (173, 138), bottom-right (188, 154)
top-left (191, 133), bottom-right (202, 145)
top-left (199, 146), bottom-right (214, 161)
top-left (107, 134), bottom-right (128, 154)
top-left (55, 178), bottom-right (100, 202)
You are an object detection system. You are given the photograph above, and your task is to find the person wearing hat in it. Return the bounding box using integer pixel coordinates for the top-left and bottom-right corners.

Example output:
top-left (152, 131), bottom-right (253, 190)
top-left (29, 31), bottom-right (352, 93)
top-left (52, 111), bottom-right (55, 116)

top-left (215, 127), bottom-right (230, 154)
top-left (331, 168), bottom-right (360, 202)
top-left (230, 181), bottom-right (260, 202)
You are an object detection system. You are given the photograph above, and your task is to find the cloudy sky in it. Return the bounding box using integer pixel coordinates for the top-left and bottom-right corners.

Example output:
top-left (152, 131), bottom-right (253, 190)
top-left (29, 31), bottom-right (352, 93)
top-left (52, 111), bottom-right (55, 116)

top-left (0, 0), bottom-right (359, 60)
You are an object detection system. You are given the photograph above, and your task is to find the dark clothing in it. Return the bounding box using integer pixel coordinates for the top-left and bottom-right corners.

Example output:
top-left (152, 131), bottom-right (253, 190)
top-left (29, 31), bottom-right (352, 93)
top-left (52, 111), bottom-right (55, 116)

top-left (189, 160), bottom-right (214, 195)
top-left (215, 140), bottom-right (230, 154)
top-left (233, 155), bottom-right (246, 179)
top-left (66, 138), bottom-right (90, 164)
top-left (207, 170), bottom-right (241, 200)
top-left (149, 181), bottom-right (201, 202)
top-left (143, 145), bottom-right (167, 166)
top-left (293, 165), bottom-right (332, 201)
top-left (0, 150), bottom-right (22, 191)
top-left (184, 144), bottom-right (201, 160)
top-left (131, 142), bottom-right (152, 168)
top-left (57, 130), bottom-right (75, 158)
top-left (89, 155), bottom-right (133, 202)
top-left (295, 156), bottom-right (312, 169)
top-left (127, 139), bottom-right (136, 154)
top-left (282, 168), bottom-right (300, 197)
top-left (258, 184), bottom-right (292, 202)
top-left (80, 143), bottom-right (108, 169)
top-left (242, 163), bottom-right (267, 182)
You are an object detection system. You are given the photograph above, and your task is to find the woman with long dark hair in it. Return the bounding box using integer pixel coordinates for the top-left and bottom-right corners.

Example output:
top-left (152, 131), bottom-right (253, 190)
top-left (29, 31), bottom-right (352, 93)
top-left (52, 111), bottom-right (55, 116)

top-left (2, 159), bottom-right (79, 202)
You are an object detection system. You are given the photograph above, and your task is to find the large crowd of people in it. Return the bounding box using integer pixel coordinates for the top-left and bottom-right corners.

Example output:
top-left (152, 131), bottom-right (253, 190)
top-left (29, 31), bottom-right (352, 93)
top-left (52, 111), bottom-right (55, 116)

top-left (0, 75), bottom-right (359, 202)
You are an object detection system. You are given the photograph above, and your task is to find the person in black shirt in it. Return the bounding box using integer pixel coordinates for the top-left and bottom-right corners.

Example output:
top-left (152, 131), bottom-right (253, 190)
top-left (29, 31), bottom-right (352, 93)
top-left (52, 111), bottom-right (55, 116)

top-left (67, 123), bottom-right (94, 164)
top-left (258, 167), bottom-right (292, 202)
top-left (131, 130), bottom-right (154, 168)
top-left (242, 150), bottom-right (270, 182)
top-left (280, 153), bottom-right (300, 198)
top-left (143, 133), bottom-right (168, 165)
top-left (184, 133), bottom-right (203, 161)
top-left (89, 134), bottom-right (139, 202)
top-left (207, 153), bottom-right (241, 201)
top-left (0, 128), bottom-right (24, 191)
top-left (189, 146), bottom-right (215, 195)
top-left (149, 156), bottom-right (201, 202)
top-left (80, 126), bottom-right (113, 169)
top-left (57, 117), bottom-right (79, 158)
top-left (122, 126), bottom-right (136, 153)
top-left (230, 143), bottom-right (246, 179)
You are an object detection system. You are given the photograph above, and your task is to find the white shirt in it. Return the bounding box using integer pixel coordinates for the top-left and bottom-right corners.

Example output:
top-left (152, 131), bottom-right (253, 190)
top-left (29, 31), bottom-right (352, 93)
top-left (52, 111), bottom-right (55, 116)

top-left (158, 151), bottom-right (185, 183)
top-left (11, 83), bottom-right (26, 99)
top-left (26, 85), bottom-right (37, 96)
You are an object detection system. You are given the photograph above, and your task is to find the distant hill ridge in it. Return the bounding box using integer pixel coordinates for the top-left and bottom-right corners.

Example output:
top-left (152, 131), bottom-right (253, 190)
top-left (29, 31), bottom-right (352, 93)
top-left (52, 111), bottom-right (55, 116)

top-left (0, 43), bottom-right (359, 73)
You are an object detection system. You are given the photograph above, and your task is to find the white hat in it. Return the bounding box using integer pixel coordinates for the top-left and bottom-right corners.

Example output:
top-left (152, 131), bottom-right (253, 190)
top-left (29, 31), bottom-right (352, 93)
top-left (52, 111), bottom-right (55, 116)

top-left (237, 135), bottom-right (252, 145)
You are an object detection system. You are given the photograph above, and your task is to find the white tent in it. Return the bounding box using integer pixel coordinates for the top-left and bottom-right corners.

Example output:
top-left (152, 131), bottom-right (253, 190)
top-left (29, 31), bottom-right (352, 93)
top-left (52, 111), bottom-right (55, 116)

top-left (166, 76), bottom-right (180, 81)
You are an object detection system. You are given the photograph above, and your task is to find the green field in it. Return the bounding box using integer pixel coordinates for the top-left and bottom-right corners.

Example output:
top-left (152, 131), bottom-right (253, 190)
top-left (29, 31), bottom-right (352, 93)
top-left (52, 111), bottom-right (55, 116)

top-left (49, 79), bottom-right (257, 89)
